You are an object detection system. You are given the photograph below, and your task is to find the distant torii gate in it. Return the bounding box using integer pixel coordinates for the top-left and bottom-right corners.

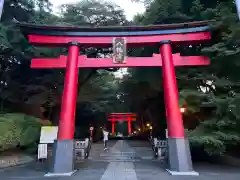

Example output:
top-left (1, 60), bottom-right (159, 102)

top-left (108, 113), bottom-right (136, 135)
top-left (18, 21), bottom-right (212, 176)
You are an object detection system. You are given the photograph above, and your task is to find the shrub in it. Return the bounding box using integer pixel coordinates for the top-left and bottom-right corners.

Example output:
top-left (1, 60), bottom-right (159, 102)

top-left (0, 113), bottom-right (41, 152)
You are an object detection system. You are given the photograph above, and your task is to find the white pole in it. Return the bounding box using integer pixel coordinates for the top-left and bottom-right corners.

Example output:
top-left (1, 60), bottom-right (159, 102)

top-left (0, 0), bottom-right (4, 20)
top-left (165, 129), bottom-right (168, 139)
top-left (236, 0), bottom-right (240, 20)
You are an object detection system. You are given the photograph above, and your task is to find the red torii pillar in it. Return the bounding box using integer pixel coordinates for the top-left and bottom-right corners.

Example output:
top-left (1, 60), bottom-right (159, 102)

top-left (127, 116), bottom-right (131, 134)
top-left (111, 118), bottom-right (115, 134)
top-left (51, 42), bottom-right (80, 175)
top-left (160, 40), bottom-right (194, 175)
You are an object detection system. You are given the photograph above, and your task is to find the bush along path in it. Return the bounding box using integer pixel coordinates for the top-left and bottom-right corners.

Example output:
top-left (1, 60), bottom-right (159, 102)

top-left (0, 113), bottom-right (41, 168)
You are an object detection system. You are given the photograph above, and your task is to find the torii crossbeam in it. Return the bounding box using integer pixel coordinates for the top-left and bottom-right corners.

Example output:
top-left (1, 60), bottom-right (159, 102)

top-left (31, 53), bottom-right (209, 68)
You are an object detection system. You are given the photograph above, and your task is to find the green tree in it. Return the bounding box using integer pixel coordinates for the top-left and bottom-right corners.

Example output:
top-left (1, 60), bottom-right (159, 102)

top-left (60, 0), bottom-right (128, 26)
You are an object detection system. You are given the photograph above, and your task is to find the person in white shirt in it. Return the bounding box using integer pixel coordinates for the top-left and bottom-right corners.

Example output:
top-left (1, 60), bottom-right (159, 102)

top-left (102, 128), bottom-right (109, 151)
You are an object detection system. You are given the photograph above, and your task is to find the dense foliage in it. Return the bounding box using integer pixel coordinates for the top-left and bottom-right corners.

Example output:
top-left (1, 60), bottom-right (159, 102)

top-left (0, 113), bottom-right (41, 152)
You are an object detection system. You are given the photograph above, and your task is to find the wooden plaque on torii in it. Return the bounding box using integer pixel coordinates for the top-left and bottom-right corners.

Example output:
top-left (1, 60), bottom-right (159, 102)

top-left (112, 37), bottom-right (127, 64)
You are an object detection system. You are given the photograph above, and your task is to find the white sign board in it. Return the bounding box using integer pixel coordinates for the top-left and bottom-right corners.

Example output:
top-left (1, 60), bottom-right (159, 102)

top-left (38, 144), bottom-right (48, 159)
top-left (40, 126), bottom-right (58, 144)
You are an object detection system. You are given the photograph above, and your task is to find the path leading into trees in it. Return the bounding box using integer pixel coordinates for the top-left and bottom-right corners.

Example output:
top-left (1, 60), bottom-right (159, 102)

top-left (0, 140), bottom-right (240, 180)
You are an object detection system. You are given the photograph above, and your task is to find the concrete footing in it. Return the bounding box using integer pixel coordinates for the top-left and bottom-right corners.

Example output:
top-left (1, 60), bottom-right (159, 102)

top-left (167, 138), bottom-right (198, 175)
top-left (49, 140), bottom-right (75, 175)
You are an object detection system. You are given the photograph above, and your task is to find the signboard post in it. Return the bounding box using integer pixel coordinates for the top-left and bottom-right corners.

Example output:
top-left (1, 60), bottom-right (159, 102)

top-left (38, 126), bottom-right (58, 160)
top-left (89, 127), bottom-right (94, 138)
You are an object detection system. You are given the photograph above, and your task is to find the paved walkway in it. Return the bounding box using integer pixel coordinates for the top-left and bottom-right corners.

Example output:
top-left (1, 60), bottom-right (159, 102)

top-left (0, 140), bottom-right (240, 180)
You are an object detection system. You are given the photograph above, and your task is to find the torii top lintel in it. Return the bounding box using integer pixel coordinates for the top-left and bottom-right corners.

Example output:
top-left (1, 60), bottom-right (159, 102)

top-left (108, 113), bottom-right (137, 121)
top-left (109, 113), bottom-right (136, 115)
top-left (17, 21), bottom-right (212, 47)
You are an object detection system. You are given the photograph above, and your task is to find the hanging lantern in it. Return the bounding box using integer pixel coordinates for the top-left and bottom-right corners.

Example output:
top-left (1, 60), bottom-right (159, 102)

top-left (180, 107), bottom-right (186, 113)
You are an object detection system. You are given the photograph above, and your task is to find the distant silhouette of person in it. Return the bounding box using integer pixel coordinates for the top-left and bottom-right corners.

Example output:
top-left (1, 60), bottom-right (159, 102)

top-left (102, 127), bottom-right (109, 151)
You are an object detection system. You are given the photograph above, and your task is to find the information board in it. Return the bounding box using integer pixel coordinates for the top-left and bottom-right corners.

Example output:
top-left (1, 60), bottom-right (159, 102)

top-left (39, 126), bottom-right (58, 144)
top-left (38, 144), bottom-right (48, 159)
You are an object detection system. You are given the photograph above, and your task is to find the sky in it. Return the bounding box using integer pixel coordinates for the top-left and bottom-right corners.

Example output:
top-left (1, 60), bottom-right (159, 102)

top-left (49, 0), bottom-right (145, 20)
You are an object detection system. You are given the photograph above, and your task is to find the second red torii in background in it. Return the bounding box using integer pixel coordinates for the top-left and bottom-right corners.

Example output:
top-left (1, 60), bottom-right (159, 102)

top-left (107, 113), bottom-right (136, 135)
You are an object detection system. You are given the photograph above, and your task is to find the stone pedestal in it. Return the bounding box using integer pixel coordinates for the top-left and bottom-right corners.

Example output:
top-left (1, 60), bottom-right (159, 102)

top-left (45, 140), bottom-right (76, 177)
top-left (167, 138), bottom-right (198, 175)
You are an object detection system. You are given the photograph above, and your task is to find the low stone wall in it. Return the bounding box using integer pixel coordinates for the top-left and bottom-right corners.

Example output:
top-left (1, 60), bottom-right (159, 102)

top-left (0, 154), bottom-right (34, 168)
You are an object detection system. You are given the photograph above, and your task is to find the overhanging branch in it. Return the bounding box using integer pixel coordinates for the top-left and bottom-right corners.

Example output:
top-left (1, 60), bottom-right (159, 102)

top-left (77, 70), bottom-right (97, 95)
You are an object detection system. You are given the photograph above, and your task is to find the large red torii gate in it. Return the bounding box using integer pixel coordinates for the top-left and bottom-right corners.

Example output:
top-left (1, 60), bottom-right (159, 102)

top-left (18, 21), bottom-right (212, 176)
top-left (108, 113), bottom-right (136, 135)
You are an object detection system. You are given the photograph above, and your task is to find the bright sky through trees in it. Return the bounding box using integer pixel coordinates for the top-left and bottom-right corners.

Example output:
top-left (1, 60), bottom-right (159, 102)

top-left (49, 0), bottom-right (145, 78)
top-left (50, 0), bottom-right (145, 20)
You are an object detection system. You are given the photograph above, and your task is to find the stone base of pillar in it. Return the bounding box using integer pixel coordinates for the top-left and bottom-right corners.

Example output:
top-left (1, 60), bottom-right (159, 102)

top-left (166, 138), bottom-right (199, 176)
top-left (44, 170), bottom-right (77, 177)
top-left (46, 140), bottom-right (76, 176)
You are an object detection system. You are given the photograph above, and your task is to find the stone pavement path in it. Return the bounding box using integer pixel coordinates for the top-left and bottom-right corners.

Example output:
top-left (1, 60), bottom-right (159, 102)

top-left (1, 140), bottom-right (240, 180)
top-left (127, 140), bottom-right (155, 160)
top-left (88, 140), bottom-right (140, 162)
top-left (99, 140), bottom-right (138, 180)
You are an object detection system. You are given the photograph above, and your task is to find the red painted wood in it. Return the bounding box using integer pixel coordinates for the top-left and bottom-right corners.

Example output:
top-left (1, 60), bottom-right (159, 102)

top-left (108, 117), bottom-right (136, 119)
top-left (109, 113), bottom-right (136, 115)
top-left (108, 119), bottom-right (136, 121)
top-left (112, 121), bottom-right (115, 134)
top-left (128, 120), bottom-right (131, 134)
top-left (108, 113), bottom-right (136, 116)
top-left (58, 45), bottom-right (80, 140)
top-left (28, 31), bottom-right (211, 47)
top-left (31, 54), bottom-right (210, 68)
top-left (108, 118), bottom-right (136, 121)
top-left (108, 117), bottom-right (136, 118)
top-left (160, 43), bottom-right (184, 138)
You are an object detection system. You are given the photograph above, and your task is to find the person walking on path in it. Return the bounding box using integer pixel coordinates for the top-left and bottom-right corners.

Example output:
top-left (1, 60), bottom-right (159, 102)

top-left (102, 127), bottom-right (109, 151)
